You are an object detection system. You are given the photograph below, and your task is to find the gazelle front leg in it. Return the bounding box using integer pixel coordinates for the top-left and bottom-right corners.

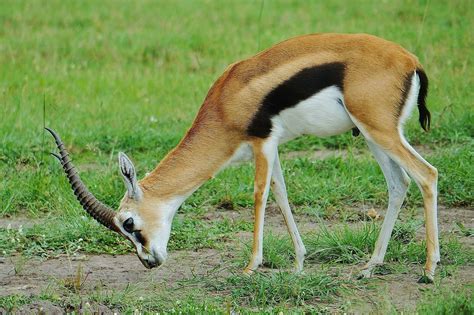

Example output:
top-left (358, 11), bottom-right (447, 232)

top-left (270, 152), bottom-right (306, 272)
top-left (244, 139), bottom-right (277, 274)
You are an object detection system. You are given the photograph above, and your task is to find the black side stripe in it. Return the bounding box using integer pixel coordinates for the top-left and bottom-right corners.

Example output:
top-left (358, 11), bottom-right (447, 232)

top-left (246, 62), bottom-right (346, 138)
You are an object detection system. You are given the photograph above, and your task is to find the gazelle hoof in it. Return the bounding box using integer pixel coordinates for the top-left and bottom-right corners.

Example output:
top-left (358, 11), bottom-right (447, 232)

top-left (292, 262), bottom-right (304, 274)
top-left (417, 274), bottom-right (434, 284)
top-left (357, 268), bottom-right (373, 280)
top-left (243, 268), bottom-right (255, 276)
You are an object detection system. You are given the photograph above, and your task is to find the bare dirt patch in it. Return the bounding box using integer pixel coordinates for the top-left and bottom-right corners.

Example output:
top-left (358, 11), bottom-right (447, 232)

top-left (0, 217), bottom-right (42, 230)
top-left (345, 264), bottom-right (474, 314)
top-left (438, 206), bottom-right (473, 228)
top-left (0, 248), bottom-right (226, 297)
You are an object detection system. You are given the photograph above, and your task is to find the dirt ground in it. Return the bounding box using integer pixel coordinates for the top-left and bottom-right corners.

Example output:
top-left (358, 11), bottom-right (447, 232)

top-left (0, 206), bottom-right (472, 313)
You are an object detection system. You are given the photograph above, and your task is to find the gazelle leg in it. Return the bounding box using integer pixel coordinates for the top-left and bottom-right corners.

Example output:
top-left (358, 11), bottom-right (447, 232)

top-left (359, 140), bottom-right (410, 279)
top-left (244, 139), bottom-right (277, 274)
top-left (389, 138), bottom-right (439, 282)
top-left (363, 131), bottom-right (439, 282)
top-left (344, 70), bottom-right (438, 281)
top-left (270, 152), bottom-right (306, 272)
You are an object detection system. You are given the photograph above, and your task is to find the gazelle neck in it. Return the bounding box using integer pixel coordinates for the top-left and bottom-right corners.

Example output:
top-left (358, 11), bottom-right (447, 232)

top-left (140, 105), bottom-right (243, 201)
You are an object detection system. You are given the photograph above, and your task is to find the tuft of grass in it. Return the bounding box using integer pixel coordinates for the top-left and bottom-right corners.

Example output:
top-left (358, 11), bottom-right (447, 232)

top-left (61, 264), bottom-right (89, 293)
top-left (386, 234), bottom-right (473, 265)
top-left (416, 285), bottom-right (474, 315)
top-left (305, 223), bottom-right (378, 264)
top-left (11, 254), bottom-right (28, 275)
top-left (303, 221), bottom-right (472, 266)
top-left (239, 232), bottom-right (294, 269)
top-left (0, 295), bottom-right (32, 312)
top-left (391, 220), bottom-right (421, 244)
top-left (455, 222), bottom-right (474, 237)
top-left (209, 271), bottom-right (343, 308)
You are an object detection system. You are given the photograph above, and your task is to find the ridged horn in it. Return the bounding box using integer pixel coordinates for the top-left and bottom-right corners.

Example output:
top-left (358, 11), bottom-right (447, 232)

top-left (45, 128), bottom-right (120, 233)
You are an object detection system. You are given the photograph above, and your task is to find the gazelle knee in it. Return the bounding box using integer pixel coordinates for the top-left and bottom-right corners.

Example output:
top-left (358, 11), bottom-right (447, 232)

top-left (429, 166), bottom-right (438, 182)
top-left (420, 166), bottom-right (438, 196)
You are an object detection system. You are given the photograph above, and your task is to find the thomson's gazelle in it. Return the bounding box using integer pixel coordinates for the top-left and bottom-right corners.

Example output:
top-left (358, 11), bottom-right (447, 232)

top-left (48, 33), bottom-right (439, 283)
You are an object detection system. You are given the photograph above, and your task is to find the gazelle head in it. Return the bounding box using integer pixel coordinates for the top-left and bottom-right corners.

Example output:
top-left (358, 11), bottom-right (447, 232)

top-left (114, 152), bottom-right (177, 269)
top-left (46, 128), bottom-right (174, 269)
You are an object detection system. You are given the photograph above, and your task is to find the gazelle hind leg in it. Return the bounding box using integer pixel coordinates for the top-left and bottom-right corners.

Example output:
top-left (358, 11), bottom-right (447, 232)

top-left (244, 138), bottom-right (278, 274)
top-left (344, 70), bottom-right (438, 281)
top-left (270, 152), bottom-right (306, 272)
top-left (364, 131), bottom-right (439, 282)
top-left (392, 137), bottom-right (439, 282)
top-left (359, 140), bottom-right (410, 279)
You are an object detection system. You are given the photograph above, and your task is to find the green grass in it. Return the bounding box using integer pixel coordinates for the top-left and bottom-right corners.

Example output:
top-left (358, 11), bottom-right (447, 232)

top-left (416, 285), bottom-right (474, 315)
top-left (239, 232), bottom-right (294, 269)
top-left (238, 222), bottom-right (473, 270)
top-left (215, 271), bottom-right (343, 308)
top-left (0, 215), bottom-right (252, 257)
top-left (1, 0), bottom-right (473, 219)
top-left (0, 289), bottom-right (228, 314)
top-left (0, 0), bottom-right (473, 313)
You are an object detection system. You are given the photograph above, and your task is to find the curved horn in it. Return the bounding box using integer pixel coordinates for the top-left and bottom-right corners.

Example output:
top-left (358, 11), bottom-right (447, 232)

top-left (45, 128), bottom-right (120, 233)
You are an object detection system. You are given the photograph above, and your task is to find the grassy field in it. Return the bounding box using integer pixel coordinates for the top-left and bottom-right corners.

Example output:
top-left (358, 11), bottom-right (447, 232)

top-left (1, 0), bottom-right (473, 313)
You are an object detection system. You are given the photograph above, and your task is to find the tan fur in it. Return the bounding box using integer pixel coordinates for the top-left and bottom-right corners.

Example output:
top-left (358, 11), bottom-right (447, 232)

top-left (244, 139), bottom-right (270, 274)
top-left (117, 33), bottom-right (438, 279)
top-left (140, 33), bottom-right (422, 199)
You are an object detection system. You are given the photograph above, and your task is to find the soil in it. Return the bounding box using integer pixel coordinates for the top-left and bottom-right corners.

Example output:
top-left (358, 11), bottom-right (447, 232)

top-left (0, 203), bottom-right (472, 313)
top-left (0, 218), bottom-right (41, 230)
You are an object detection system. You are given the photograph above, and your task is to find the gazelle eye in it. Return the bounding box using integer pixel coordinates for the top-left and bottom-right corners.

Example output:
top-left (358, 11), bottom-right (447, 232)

top-left (123, 217), bottom-right (134, 233)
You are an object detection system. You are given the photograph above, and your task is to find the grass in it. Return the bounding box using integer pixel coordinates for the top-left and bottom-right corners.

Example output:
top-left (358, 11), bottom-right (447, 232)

top-left (0, 215), bottom-right (252, 257)
top-left (213, 271), bottom-right (343, 308)
top-left (1, 0), bottom-right (473, 218)
top-left (306, 223), bottom-right (378, 264)
top-left (0, 288), bottom-right (227, 314)
top-left (416, 285), bottom-right (474, 315)
top-left (238, 222), bottom-right (473, 270)
top-left (0, 0), bottom-right (473, 313)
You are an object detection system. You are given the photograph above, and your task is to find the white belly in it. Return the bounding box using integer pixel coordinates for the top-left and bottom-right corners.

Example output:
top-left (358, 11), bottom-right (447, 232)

top-left (272, 85), bottom-right (355, 142)
top-left (228, 86), bottom-right (355, 164)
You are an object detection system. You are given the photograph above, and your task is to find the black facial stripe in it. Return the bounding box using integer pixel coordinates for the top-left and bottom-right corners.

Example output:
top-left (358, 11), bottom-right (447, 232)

top-left (133, 231), bottom-right (146, 246)
top-left (246, 62), bottom-right (346, 138)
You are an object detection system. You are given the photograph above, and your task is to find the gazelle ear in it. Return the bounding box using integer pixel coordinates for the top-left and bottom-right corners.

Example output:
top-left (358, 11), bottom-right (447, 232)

top-left (118, 152), bottom-right (142, 200)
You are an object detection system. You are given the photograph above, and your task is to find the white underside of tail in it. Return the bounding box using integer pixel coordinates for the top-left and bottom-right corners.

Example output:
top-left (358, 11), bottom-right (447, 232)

top-left (399, 72), bottom-right (420, 129)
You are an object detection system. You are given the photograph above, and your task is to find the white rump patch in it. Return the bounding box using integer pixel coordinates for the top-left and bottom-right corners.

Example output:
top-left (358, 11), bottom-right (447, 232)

top-left (399, 72), bottom-right (420, 128)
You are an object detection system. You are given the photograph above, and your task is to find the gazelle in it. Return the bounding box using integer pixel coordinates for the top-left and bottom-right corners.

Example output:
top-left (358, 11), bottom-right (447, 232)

top-left (48, 33), bottom-right (439, 282)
